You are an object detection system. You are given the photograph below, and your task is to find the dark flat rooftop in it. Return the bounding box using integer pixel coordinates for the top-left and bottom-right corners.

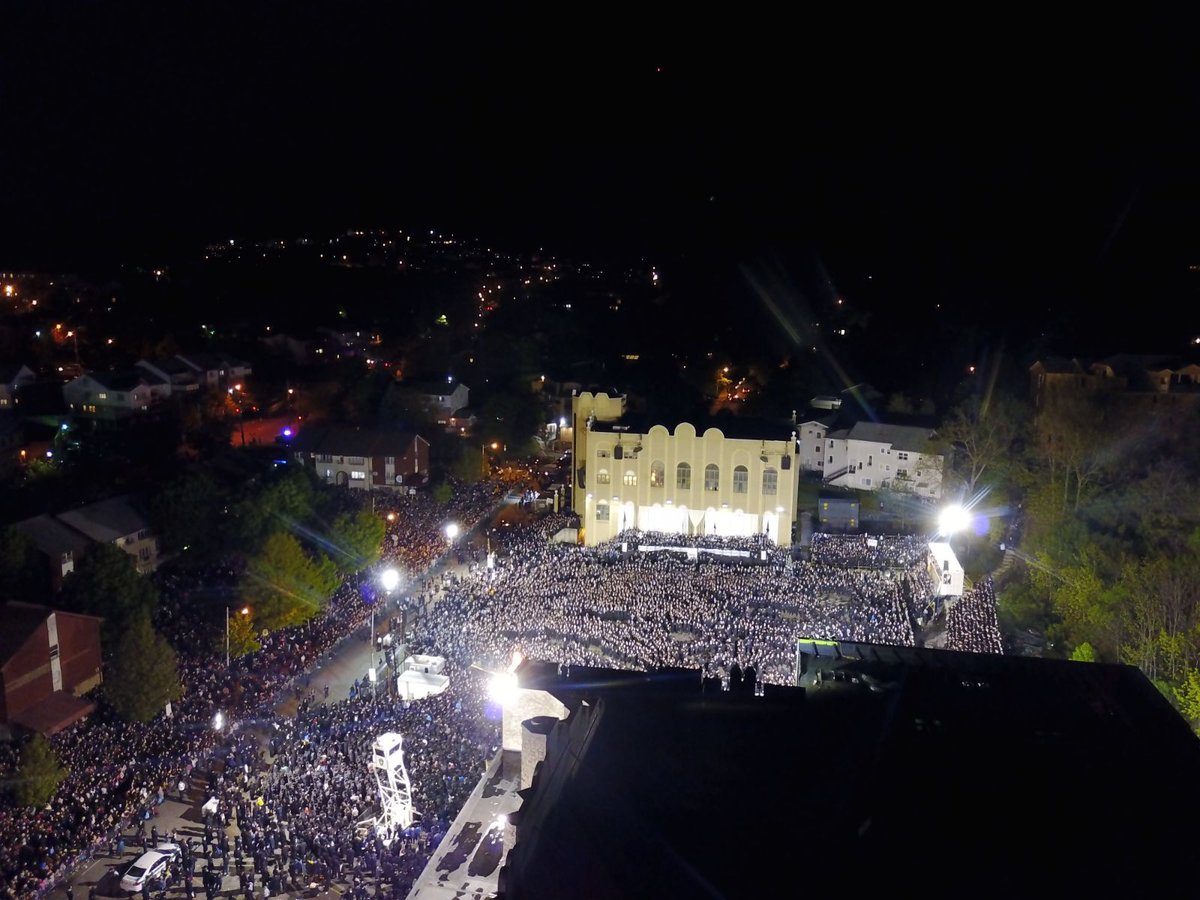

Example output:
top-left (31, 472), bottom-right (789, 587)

top-left (499, 649), bottom-right (1200, 899)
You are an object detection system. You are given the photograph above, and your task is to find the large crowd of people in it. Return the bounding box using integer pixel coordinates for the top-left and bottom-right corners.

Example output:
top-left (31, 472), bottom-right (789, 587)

top-left (0, 477), bottom-right (1007, 899)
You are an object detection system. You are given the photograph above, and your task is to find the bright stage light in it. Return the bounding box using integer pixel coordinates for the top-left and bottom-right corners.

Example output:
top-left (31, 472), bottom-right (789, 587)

top-left (381, 568), bottom-right (400, 592)
top-left (213, 711), bottom-right (225, 731)
top-left (445, 523), bottom-right (460, 541)
top-left (489, 672), bottom-right (518, 705)
top-left (938, 505), bottom-right (970, 536)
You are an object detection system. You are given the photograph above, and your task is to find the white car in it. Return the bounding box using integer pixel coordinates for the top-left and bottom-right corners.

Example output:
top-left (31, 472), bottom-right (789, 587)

top-left (119, 842), bottom-right (180, 893)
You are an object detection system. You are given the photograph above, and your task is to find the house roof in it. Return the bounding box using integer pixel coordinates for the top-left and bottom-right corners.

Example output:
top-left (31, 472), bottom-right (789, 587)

top-left (10, 690), bottom-right (96, 736)
top-left (56, 495), bottom-right (150, 543)
top-left (293, 424), bottom-right (425, 457)
top-left (177, 351), bottom-right (250, 372)
top-left (11, 514), bottom-right (93, 558)
top-left (138, 356), bottom-right (196, 376)
top-left (845, 421), bottom-right (937, 452)
top-left (1030, 356), bottom-right (1087, 374)
top-left (0, 363), bottom-right (35, 385)
top-left (501, 649), bottom-right (1200, 898)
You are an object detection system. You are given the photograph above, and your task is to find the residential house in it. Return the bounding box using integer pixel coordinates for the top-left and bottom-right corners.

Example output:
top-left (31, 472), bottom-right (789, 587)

top-left (62, 369), bottom-right (165, 419)
top-left (135, 356), bottom-right (202, 394)
top-left (406, 380), bottom-right (470, 427)
top-left (293, 424), bottom-right (431, 492)
top-left (175, 352), bottom-right (253, 389)
top-left (55, 495), bottom-right (160, 574)
top-left (0, 603), bottom-right (102, 735)
top-left (821, 421), bottom-right (943, 499)
top-left (10, 514), bottom-right (94, 591)
top-left (571, 392), bottom-right (798, 547)
top-left (1029, 354), bottom-right (1200, 408)
top-left (0, 363), bottom-right (36, 410)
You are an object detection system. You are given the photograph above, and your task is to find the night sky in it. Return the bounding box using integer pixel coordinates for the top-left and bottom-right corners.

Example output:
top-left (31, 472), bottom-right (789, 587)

top-left (4, 6), bottom-right (1200, 357)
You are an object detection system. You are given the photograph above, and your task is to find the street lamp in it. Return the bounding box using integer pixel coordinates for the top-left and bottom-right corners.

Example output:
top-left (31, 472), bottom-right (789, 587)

top-left (445, 522), bottom-right (460, 542)
top-left (482, 441), bottom-right (500, 477)
top-left (225, 605), bottom-right (249, 668)
top-left (377, 567), bottom-right (401, 696)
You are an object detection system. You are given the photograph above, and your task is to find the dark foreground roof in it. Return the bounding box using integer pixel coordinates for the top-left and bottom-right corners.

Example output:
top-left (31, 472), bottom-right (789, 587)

top-left (292, 424), bottom-right (423, 457)
top-left (499, 647), bottom-right (1200, 899)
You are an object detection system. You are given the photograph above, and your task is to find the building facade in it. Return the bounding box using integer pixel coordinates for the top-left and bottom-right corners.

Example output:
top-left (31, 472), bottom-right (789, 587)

top-left (0, 604), bottom-right (102, 735)
top-left (55, 495), bottom-right (160, 574)
top-left (572, 393), bottom-right (798, 547)
top-left (820, 421), bottom-right (943, 499)
top-left (293, 425), bottom-right (431, 492)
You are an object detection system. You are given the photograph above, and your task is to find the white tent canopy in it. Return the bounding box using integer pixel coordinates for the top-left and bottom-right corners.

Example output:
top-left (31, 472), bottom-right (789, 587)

top-left (397, 670), bottom-right (450, 701)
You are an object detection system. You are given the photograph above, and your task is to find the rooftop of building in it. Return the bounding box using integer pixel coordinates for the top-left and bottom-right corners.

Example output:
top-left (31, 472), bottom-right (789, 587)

top-left (498, 647), bottom-right (1200, 898)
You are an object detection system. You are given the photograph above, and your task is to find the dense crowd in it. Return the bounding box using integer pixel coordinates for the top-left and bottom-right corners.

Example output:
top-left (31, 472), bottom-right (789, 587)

top-left (0, 478), bottom-right (1007, 899)
top-left (0, 481), bottom-right (501, 900)
top-left (944, 577), bottom-right (1005, 654)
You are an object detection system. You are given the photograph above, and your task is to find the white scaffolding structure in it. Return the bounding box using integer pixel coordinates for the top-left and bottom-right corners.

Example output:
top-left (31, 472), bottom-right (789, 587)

top-left (366, 732), bottom-right (416, 834)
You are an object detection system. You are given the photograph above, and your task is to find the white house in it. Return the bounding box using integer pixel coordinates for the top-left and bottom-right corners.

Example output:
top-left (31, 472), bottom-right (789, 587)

top-left (407, 380), bottom-right (470, 427)
top-left (821, 421), bottom-right (943, 499)
top-left (174, 352), bottom-right (253, 389)
top-left (63, 370), bottom-right (164, 419)
top-left (56, 495), bottom-right (160, 574)
top-left (0, 364), bottom-right (36, 410)
top-left (135, 357), bottom-right (202, 393)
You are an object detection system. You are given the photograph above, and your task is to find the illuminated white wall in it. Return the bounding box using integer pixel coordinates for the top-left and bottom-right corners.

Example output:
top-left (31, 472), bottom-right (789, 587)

top-left (572, 403), bottom-right (798, 547)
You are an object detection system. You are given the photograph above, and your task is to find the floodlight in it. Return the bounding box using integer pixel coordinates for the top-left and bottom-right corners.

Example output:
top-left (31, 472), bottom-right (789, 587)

top-left (381, 568), bottom-right (400, 592)
top-left (489, 672), bottom-right (518, 705)
top-left (938, 505), bottom-right (970, 536)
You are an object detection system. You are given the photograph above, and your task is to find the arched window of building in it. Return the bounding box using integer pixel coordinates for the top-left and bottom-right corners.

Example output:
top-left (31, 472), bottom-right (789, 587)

top-left (762, 467), bottom-right (778, 495)
top-left (597, 468), bottom-right (610, 484)
top-left (676, 462), bottom-right (692, 490)
top-left (650, 461), bottom-right (665, 488)
top-left (704, 464), bottom-right (720, 491)
top-left (733, 465), bottom-right (748, 493)
top-left (596, 502), bottom-right (610, 521)
top-left (623, 470), bottom-right (638, 486)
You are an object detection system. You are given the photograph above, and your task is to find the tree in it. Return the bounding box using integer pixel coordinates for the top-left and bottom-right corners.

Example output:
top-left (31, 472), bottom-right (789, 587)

top-left (328, 508), bottom-right (386, 574)
top-left (432, 481), bottom-right (454, 505)
top-left (13, 732), bottom-right (67, 807)
top-left (150, 470), bottom-right (226, 558)
top-left (104, 612), bottom-right (183, 723)
top-left (239, 531), bottom-right (340, 632)
top-left (1173, 668), bottom-right (1200, 734)
top-left (1030, 386), bottom-right (1125, 513)
top-left (449, 443), bottom-right (486, 483)
top-left (59, 543), bottom-right (159, 655)
top-left (230, 467), bottom-right (319, 550)
top-left (1070, 642), bottom-right (1097, 662)
top-left (226, 608), bottom-right (261, 659)
top-left (938, 392), bottom-right (1026, 495)
top-left (477, 386), bottom-right (542, 455)
top-left (0, 526), bottom-right (44, 603)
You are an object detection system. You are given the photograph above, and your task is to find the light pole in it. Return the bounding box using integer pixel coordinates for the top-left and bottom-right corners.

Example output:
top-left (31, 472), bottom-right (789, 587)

top-left (481, 441), bottom-right (499, 478)
top-left (380, 567), bottom-right (400, 695)
top-left (225, 605), bottom-right (249, 668)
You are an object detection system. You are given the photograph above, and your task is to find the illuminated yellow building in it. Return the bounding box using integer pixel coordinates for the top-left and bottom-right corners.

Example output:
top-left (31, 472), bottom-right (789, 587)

top-left (571, 392), bottom-right (798, 546)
